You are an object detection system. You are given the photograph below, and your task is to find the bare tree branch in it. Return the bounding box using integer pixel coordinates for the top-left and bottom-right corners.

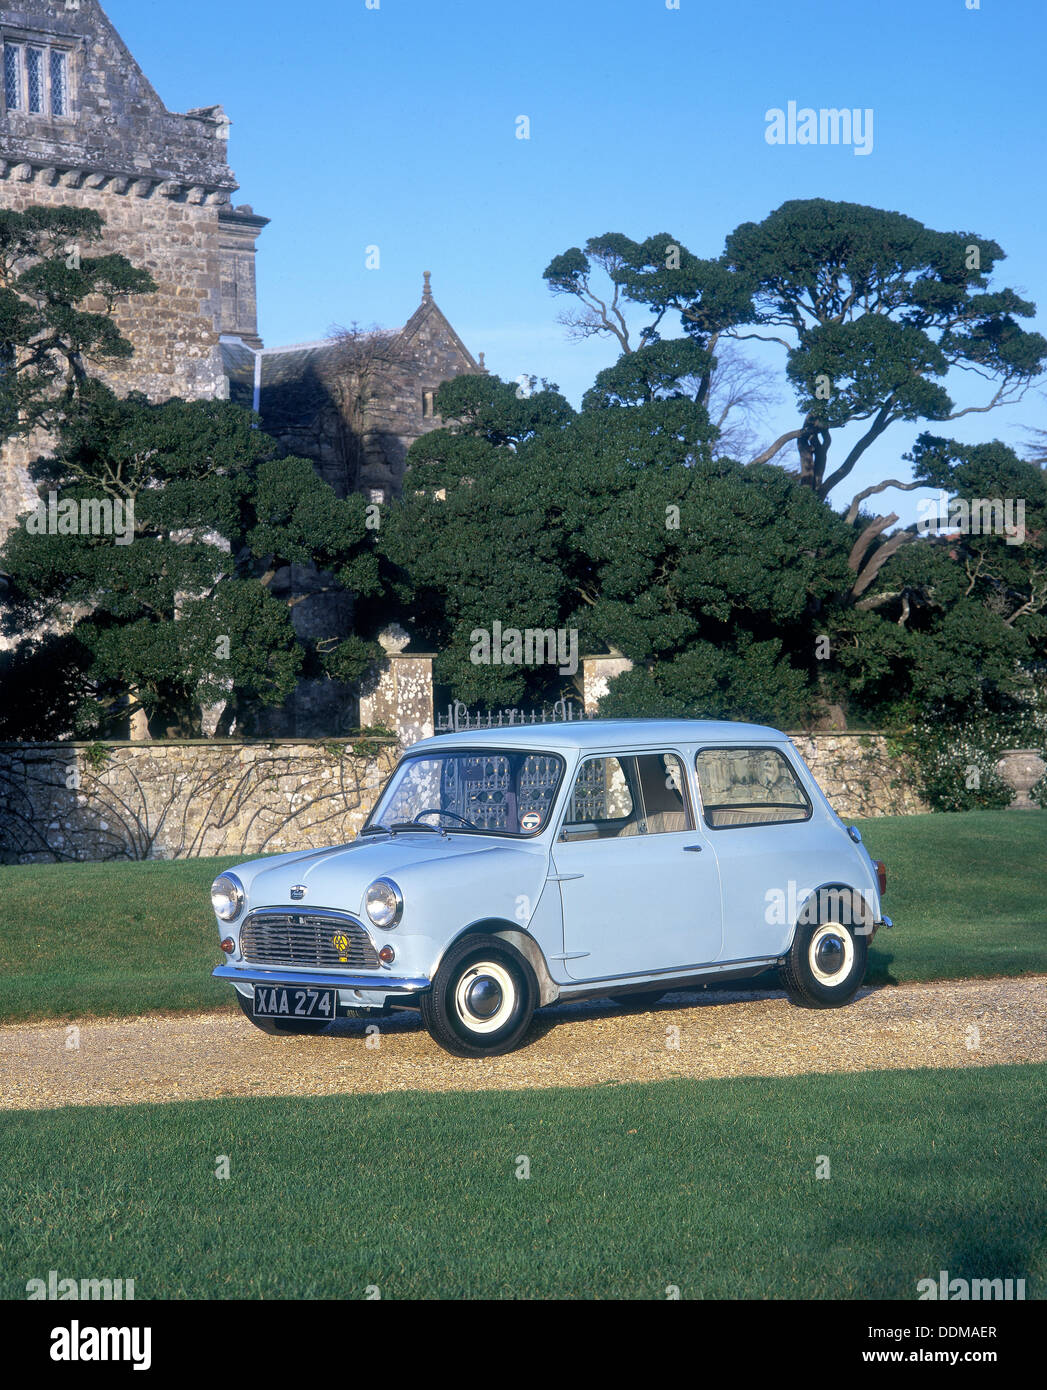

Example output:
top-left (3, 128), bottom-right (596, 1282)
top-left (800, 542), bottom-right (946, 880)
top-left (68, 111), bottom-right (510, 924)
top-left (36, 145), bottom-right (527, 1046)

top-left (845, 478), bottom-right (926, 526)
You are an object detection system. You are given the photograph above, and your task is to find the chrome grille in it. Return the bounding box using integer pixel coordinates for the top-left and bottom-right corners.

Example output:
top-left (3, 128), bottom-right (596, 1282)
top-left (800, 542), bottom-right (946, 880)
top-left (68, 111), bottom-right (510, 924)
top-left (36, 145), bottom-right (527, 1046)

top-left (240, 912), bottom-right (379, 970)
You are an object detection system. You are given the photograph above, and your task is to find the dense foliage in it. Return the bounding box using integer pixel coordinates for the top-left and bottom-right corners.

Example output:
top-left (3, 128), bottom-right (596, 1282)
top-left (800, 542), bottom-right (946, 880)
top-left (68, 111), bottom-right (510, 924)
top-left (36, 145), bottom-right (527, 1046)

top-left (0, 386), bottom-right (381, 737)
top-left (2, 198), bottom-right (1045, 801)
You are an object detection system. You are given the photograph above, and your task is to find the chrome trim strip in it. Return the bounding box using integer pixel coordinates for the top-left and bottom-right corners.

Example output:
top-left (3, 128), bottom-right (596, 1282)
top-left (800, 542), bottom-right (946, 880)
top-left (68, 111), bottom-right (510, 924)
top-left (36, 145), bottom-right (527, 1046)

top-left (246, 905), bottom-right (367, 927)
top-left (560, 954), bottom-right (780, 988)
top-left (213, 965), bottom-right (429, 993)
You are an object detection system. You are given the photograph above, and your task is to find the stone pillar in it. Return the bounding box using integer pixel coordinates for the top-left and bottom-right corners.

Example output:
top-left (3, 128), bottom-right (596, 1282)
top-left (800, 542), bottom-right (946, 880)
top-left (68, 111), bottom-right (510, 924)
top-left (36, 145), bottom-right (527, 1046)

top-left (359, 629), bottom-right (435, 747)
top-left (582, 653), bottom-right (633, 714)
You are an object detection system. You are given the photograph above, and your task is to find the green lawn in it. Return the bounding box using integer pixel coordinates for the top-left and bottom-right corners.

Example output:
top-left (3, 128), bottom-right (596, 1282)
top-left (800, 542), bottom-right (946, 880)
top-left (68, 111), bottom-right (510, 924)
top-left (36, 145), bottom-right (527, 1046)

top-left (0, 810), bottom-right (1044, 1024)
top-left (855, 810), bottom-right (1047, 987)
top-left (1, 1065), bottom-right (1043, 1299)
top-left (0, 854), bottom-right (241, 1023)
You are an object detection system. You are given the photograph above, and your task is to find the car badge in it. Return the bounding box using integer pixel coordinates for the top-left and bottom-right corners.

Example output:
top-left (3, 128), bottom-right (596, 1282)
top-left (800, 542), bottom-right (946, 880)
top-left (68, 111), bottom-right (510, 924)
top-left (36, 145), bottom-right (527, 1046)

top-left (331, 933), bottom-right (349, 962)
top-left (290, 884), bottom-right (307, 901)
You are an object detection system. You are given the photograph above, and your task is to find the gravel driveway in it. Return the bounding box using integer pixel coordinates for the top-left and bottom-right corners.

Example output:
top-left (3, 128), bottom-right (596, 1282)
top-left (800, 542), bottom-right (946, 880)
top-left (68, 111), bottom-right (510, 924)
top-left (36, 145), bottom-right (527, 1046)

top-left (1, 975), bottom-right (1044, 1112)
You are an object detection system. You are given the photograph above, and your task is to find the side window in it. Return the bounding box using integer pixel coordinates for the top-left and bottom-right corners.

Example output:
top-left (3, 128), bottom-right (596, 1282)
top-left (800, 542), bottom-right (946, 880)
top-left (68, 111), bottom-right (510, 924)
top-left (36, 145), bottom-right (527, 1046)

top-left (695, 747), bottom-right (811, 829)
top-left (562, 756), bottom-right (638, 840)
top-left (561, 752), bottom-right (693, 840)
top-left (633, 752), bottom-right (693, 834)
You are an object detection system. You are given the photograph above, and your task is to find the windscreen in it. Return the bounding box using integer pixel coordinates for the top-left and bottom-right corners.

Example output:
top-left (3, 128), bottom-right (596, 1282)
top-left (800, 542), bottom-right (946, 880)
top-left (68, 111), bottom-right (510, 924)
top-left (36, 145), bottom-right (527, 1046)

top-left (367, 750), bottom-right (566, 836)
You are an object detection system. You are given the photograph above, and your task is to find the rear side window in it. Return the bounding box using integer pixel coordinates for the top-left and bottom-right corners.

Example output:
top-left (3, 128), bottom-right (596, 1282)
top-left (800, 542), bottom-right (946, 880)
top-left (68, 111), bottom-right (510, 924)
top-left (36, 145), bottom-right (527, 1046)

top-left (695, 747), bottom-right (811, 829)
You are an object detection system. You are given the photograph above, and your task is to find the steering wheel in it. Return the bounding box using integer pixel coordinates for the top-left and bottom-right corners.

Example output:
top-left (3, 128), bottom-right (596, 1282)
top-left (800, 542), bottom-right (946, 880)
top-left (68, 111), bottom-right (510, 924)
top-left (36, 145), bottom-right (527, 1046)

top-left (414, 808), bottom-right (476, 829)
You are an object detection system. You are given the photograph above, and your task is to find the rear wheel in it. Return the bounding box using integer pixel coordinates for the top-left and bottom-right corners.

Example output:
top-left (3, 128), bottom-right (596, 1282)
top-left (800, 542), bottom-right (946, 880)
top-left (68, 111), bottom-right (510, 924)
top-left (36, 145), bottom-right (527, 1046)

top-left (234, 988), bottom-right (332, 1035)
top-left (780, 917), bottom-right (867, 1008)
top-left (421, 934), bottom-right (538, 1057)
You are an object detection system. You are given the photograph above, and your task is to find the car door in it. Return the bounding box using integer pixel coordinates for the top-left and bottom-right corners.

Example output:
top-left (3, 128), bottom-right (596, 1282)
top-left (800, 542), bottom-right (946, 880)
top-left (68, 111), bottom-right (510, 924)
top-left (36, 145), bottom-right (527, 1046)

top-left (551, 750), bottom-right (723, 982)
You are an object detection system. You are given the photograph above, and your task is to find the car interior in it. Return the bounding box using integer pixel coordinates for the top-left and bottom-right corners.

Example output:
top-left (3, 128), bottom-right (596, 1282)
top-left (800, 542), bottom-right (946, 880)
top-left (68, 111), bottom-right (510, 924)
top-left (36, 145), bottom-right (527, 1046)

top-left (562, 753), bottom-right (692, 840)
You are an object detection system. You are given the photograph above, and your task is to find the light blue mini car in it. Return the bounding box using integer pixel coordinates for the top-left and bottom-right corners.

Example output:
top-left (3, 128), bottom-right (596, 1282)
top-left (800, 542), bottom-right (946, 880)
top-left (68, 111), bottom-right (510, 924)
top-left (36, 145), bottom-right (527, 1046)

top-left (211, 719), bottom-right (892, 1056)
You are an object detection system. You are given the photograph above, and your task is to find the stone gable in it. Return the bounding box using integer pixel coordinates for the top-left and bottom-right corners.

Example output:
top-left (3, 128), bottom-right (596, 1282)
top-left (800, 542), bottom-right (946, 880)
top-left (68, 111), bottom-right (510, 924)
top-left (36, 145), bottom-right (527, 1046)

top-left (221, 276), bottom-right (485, 500)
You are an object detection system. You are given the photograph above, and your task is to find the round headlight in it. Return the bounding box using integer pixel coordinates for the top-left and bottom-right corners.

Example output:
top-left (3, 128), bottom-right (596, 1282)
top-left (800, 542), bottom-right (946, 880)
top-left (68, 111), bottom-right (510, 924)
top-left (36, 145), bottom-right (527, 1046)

top-left (365, 878), bottom-right (403, 929)
top-left (211, 873), bottom-right (245, 922)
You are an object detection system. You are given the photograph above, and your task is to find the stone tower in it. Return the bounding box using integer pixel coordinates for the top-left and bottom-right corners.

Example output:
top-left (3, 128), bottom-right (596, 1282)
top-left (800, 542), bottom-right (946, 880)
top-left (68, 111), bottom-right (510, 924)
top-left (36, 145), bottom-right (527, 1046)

top-left (0, 0), bottom-right (265, 539)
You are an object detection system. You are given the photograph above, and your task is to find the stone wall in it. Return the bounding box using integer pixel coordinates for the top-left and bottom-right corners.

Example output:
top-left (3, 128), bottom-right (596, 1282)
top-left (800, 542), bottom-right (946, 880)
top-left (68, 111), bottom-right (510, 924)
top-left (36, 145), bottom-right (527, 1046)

top-left (0, 738), bottom-right (398, 864)
top-left (787, 732), bottom-right (928, 820)
top-left (0, 725), bottom-right (926, 865)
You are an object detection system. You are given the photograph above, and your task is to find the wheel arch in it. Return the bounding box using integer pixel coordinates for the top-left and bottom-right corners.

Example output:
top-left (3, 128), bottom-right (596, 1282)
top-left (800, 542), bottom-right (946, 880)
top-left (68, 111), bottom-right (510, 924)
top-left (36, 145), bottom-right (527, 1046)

top-left (435, 919), bottom-right (560, 1007)
top-left (786, 881), bottom-right (877, 951)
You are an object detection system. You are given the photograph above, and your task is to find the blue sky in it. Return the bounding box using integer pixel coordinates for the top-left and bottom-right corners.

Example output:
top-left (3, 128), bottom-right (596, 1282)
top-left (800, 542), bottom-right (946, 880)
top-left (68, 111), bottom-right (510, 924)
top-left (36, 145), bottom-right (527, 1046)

top-left (105, 0), bottom-right (1047, 520)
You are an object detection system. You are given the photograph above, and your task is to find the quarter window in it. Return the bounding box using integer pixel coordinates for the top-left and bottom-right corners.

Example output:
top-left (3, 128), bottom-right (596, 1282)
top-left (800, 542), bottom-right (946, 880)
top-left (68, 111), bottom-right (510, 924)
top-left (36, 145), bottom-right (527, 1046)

top-left (695, 747), bottom-right (811, 829)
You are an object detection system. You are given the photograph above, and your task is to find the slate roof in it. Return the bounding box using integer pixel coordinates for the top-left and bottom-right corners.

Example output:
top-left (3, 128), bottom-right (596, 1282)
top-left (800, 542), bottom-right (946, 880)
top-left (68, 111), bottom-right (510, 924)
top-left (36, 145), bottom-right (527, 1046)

top-left (219, 287), bottom-right (479, 437)
top-left (220, 336), bottom-right (344, 431)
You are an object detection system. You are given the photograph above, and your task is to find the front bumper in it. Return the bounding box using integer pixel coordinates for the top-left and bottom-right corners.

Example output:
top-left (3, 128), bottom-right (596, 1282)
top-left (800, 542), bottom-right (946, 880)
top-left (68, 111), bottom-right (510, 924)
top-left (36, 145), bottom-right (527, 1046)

top-left (213, 963), bottom-right (430, 1007)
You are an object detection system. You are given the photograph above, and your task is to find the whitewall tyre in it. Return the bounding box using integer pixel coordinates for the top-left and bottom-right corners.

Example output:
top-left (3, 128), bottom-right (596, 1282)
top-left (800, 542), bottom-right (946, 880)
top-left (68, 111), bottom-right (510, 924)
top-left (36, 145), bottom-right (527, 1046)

top-left (780, 916), bottom-right (867, 1008)
top-left (421, 933), bottom-right (538, 1057)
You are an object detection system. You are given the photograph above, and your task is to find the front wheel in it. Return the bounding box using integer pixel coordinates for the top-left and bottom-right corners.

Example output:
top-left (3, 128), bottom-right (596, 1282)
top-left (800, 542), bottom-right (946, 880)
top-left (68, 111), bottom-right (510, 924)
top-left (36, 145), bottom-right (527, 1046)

top-left (421, 934), bottom-right (538, 1057)
top-left (235, 988), bottom-right (332, 1035)
top-left (779, 918), bottom-right (867, 1008)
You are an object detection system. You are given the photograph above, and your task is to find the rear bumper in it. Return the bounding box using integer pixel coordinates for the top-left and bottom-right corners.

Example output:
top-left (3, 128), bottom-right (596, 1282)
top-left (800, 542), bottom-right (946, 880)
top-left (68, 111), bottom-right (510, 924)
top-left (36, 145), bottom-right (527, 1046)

top-left (872, 915), bottom-right (893, 936)
top-left (212, 964), bottom-right (429, 995)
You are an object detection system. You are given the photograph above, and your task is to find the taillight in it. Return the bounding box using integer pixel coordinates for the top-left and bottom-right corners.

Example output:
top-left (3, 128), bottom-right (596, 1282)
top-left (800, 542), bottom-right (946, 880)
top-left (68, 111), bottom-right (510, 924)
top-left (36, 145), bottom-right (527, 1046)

top-left (876, 861), bottom-right (887, 897)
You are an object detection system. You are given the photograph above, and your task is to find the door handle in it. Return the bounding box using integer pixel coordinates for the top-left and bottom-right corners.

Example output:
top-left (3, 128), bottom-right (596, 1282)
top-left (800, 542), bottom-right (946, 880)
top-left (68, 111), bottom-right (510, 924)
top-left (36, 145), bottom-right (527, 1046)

top-left (683, 844), bottom-right (703, 852)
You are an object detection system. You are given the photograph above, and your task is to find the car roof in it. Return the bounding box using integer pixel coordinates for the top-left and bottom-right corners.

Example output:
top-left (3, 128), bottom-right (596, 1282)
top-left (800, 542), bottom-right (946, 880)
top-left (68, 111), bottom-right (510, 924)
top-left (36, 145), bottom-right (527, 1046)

top-left (408, 718), bottom-right (787, 755)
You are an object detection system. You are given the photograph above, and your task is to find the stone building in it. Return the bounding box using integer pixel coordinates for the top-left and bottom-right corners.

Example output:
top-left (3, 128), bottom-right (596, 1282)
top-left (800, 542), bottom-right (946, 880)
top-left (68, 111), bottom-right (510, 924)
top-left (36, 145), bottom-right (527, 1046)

top-left (220, 271), bottom-right (484, 503)
top-left (0, 0), bottom-right (482, 537)
top-left (0, 0), bottom-right (484, 733)
top-left (0, 0), bottom-right (251, 537)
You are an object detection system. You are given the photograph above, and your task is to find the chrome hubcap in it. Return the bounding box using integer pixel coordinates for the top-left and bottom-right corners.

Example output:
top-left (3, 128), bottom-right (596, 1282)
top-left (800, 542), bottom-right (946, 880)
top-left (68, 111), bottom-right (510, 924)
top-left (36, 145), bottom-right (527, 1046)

top-left (808, 922), bottom-right (855, 986)
top-left (815, 933), bottom-right (846, 975)
top-left (465, 976), bottom-right (503, 1019)
top-left (453, 961), bottom-right (516, 1034)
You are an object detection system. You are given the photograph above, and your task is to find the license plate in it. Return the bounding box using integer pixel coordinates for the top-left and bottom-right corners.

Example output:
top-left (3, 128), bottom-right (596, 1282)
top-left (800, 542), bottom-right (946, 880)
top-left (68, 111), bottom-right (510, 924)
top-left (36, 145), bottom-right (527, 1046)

top-left (252, 985), bottom-right (336, 1020)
